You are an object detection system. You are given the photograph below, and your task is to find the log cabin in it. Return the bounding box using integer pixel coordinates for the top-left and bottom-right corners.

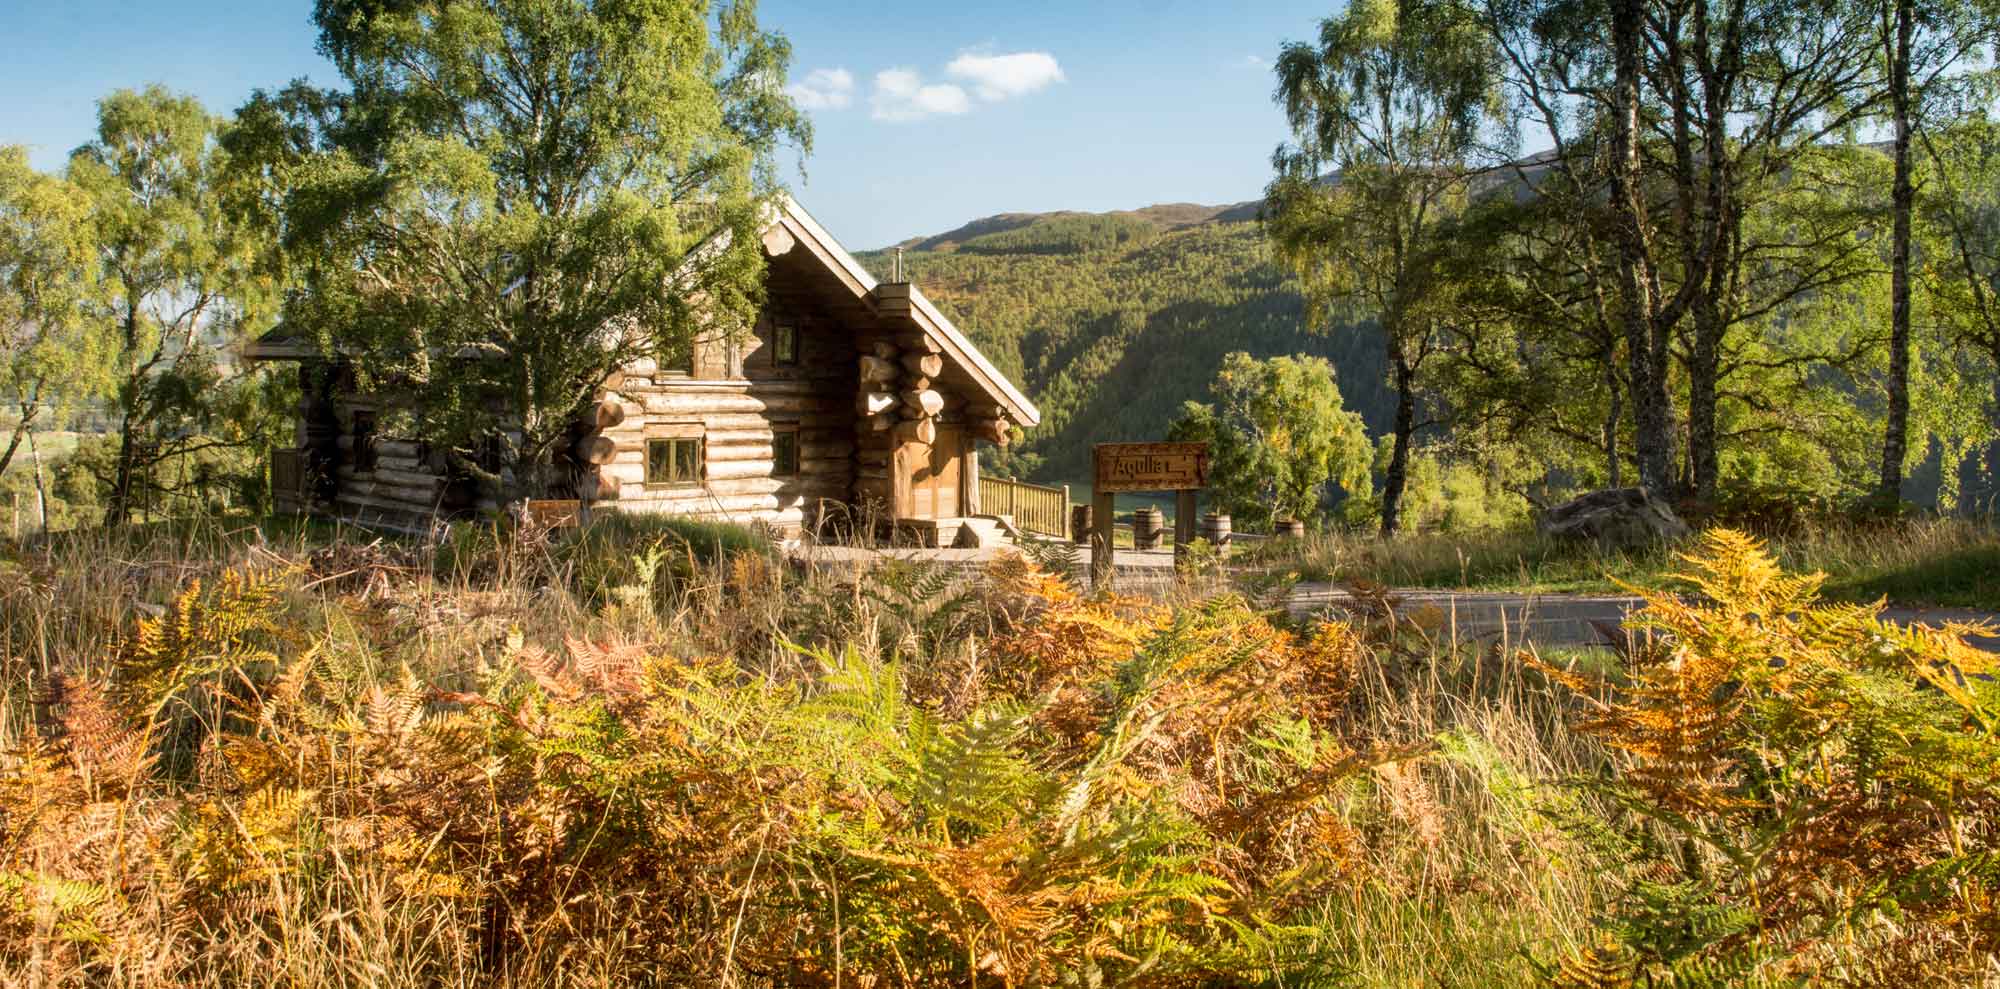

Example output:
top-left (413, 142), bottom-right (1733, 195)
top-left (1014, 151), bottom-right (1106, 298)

top-left (248, 196), bottom-right (1041, 546)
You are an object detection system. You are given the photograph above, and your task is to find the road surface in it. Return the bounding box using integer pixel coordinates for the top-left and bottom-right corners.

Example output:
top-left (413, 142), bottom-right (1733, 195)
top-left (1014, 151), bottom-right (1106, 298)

top-left (1287, 585), bottom-right (2000, 652)
top-left (792, 544), bottom-right (1999, 652)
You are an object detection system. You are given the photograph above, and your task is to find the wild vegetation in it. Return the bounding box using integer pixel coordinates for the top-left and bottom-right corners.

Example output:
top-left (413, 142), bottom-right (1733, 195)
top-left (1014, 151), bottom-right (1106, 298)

top-left (1, 521), bottom-right (1994, 986)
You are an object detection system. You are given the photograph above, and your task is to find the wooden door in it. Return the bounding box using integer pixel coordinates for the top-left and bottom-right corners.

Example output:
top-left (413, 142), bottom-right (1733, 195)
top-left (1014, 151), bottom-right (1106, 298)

top-left (903, 426), bottom-right (965, 519)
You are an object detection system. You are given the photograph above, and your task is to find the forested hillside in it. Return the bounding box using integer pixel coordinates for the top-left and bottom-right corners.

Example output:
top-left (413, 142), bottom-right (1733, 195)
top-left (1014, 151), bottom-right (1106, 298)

top-left (861, 210), bottom-right (1387, 484)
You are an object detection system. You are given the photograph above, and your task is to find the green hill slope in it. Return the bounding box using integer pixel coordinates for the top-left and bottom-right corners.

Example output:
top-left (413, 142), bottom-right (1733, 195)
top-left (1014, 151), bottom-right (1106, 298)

top-left (859, 209), bottom-right (1387, 485)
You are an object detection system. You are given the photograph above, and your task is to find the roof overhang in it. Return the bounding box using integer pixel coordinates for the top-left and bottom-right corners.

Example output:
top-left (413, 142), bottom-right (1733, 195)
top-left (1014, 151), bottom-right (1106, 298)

top-left (766, 195), bottom-right (1041, 428)
top-left (242, 326), bottom-right (322, 362)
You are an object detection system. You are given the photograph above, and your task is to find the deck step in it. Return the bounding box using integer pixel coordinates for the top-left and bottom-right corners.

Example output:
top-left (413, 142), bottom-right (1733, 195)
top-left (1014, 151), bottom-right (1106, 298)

top-left (953, 517), bottom-right (1008, 549)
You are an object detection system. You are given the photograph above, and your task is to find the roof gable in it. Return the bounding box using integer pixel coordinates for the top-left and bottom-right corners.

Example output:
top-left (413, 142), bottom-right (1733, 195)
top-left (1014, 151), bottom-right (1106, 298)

top-left (769, 196), bottom-right (1040, 428)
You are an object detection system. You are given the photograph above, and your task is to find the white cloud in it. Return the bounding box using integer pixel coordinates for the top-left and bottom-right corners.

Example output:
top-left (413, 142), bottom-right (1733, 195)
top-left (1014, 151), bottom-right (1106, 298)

top-left (1244, 54), bottom-right (1268, 69)
top-left (786, 67), bottom-right (855, 111)
top-left (945, 50), bottom-right (1065, 102)
top-left (870, 69), bottom-right (972, 122)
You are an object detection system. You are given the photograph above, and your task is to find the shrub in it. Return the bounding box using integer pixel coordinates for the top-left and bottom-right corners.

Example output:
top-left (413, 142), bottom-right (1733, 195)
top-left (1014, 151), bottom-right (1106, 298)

top-left (0, 554), bottom-right (1419, 986)
top-left (1536, 531), bottom-right (2000, 985)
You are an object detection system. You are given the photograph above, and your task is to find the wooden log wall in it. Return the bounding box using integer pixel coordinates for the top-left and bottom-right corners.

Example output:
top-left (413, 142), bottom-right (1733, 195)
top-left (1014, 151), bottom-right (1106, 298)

top-left (596, 310), bottom-right (859, 533)
top-left (323, 396), bottom-right (453, 534)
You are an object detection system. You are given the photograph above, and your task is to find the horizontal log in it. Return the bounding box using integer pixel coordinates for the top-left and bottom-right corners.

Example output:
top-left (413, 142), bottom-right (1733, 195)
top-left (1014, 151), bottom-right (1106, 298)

top-left (701, 462), bottom-right (770, 483)
top-left (896, 332), bottom-right (939, 355)
top-left (801, 440), bottom-right (855, 460)
top-left (707, 444), bottom-right (776, 463)
top-left (617, 491), bottom-right (783, 514)
top-left (342, 465), bottom-right (443, 489)
top-left (859, 355), bottom-right (899, 385)
top-left (901, 353), bottom-right (943, 379)
top-left (900, 389), bottom-right (944, 418)
top-left (895, 417), bottom-right (937, 446)
top-left (592, 398), bottom-right (626, 431)
top-left (705, 428), bottom-right (776, 447)
top-left (870, 340), bottom-right (899, 360)
top-left (964, 402), bottom-right (1006, 419)
top-left (856, 448), bottom-right (891, 467)
top-left (576, 434), bottom-right (617, 465)
top-left (864, 412), bottom-right (896, 433)
top-left (761, 223), bottom-right (796, 257)
top-left (338, 480), bottom-right (443, 506)
top-left (857, 391), bottom-right (898, 416)
top-left (974, 418), bottom-right (1010, 446)
top-left (902, 376), bottom-right (931, 393)
top-left (636, 392), bottom-right (844, 416)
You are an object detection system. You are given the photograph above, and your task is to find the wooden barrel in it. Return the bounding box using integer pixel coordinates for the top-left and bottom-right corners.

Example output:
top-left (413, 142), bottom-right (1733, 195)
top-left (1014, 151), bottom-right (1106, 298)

top-left (1200, 512), bottom-right (1232, 549)
top-left (1071, 504), bottom-right (1093, 544)
top-left (1133, 506), bottom-right (1165, 550)
top-left (1275, 519), bottom-right (1306, 539)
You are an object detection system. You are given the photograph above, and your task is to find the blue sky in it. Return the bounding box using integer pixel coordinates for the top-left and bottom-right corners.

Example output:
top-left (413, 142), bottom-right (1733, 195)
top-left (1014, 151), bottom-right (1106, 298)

top-left (0, 1), bottom-right (1334, 248)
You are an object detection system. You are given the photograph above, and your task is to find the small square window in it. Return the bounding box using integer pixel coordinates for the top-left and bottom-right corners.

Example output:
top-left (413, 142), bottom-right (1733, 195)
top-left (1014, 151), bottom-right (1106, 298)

top-left (772, 429), bottom-right (799, 477)
top-left (773, 322), bottom-right (798, 365)
top-left (645, 437), bottom-right (703, 485)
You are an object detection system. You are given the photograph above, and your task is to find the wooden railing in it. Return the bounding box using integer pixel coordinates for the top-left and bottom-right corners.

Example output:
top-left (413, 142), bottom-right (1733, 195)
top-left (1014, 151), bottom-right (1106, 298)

top-left (978, 476), bottom-right (1070, 538)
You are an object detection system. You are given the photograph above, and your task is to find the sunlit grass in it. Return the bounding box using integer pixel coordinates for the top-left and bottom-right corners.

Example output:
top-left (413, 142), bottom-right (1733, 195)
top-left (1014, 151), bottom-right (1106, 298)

top-left (1239, 517), bottom-right (2000, 608)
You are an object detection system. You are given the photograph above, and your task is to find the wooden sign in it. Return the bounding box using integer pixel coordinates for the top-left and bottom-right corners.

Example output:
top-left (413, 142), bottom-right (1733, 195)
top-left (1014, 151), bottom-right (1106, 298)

top-left (1093, 442), bottom-right (1209, 493)
top-left (522, 499), bottom-right (582, 529)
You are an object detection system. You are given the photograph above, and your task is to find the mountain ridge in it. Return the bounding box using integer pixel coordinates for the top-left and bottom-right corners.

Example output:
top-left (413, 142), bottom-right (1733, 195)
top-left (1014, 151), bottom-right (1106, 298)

top-left (883, 198), bottom-right (1264, 254)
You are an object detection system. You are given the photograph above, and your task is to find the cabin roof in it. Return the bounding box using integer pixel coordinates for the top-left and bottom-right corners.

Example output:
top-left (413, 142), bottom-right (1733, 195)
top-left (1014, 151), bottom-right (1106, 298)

top-left (766, 195), bottom-right (1040, 428)
top-left (242, 326), bottom-right (321, 362)
top-left (239, 196), bottom-right (1043, 430)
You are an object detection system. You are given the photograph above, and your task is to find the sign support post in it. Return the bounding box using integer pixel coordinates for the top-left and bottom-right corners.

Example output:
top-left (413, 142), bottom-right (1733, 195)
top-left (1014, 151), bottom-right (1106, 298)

top-left (1090, 489), bottom-right (1116, 589)
top-left (1091, 442), bottom-right (1209, 591)
top-left (1175, 490), bottom-right (1197, 559)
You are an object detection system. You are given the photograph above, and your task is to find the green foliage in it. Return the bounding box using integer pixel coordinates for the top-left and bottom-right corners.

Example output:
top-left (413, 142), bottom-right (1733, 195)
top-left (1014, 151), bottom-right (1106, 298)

top-left (863, 219), bottom-right (1394, 485)
top-left (69, 85), bottom-right (274, 525)
top-left (955, 212), bottom-right (1159, 255)
top-left (1536, 531), bottom-right (2000, 984)
top-left (0, 147), bottom-right (107, 480)
top-left (1171, 350), bottom-right (1371, 527)
top-left (1265, 0), bottom-right (1509, 533)
top-left (245, 0), bottom-right (811, 501)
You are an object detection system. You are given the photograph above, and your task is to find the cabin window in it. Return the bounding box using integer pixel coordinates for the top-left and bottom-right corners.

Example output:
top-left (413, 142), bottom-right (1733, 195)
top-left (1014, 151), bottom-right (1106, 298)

top-left (645, 436), bottom-right (703, 486)
top-left (351, 410), bottom-right (377, 472)
top-left (773, 322), bottom-right (799, 365)
top-left (772, 427), bottom-right (799, 478)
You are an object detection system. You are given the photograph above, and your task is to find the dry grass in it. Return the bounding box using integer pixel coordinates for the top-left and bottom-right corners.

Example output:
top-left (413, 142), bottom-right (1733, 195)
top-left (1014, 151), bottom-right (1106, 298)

top-left (1, 517), bottom-right (1990, 987)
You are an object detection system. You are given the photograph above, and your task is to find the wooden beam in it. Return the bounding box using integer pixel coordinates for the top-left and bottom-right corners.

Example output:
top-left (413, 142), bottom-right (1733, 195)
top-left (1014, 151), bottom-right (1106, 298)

top-left (899, 389), bottom-right (944, 418)
top-left (895, 331), bottom-right (939, 355)
top-left (860, 355), bottom-right (899, 385)
top-left (856, 391), bottom-right (898, 416)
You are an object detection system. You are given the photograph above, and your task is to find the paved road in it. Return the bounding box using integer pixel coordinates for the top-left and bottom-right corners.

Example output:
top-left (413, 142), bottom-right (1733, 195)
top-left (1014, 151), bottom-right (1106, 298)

top-left (792, 545), bottom-right (1999, 652)
top-left (1288, 585), bottom-right (2000, 652)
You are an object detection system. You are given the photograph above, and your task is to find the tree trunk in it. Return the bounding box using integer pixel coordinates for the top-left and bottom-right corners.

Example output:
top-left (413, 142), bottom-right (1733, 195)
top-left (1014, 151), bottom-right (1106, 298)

top-left (1877, 0), bottom-right (1915, 505)
top-left (29, 430), bottom-right (48, 534)
top-left (1380, 355), bottom-right (1417, 536)
top-left (1608, 0), bottom-right (1675, 497)
top-left (0, 395), bottom-right (38, 478)
top-left (107, 414), bottom-right (137, 527)
top-left (107, 301), bottom-right (142, 527)
top-left (1688, 299), bottom-right (1724, 504)
top-left (1603, 346), bottom-right (1623, 488)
